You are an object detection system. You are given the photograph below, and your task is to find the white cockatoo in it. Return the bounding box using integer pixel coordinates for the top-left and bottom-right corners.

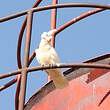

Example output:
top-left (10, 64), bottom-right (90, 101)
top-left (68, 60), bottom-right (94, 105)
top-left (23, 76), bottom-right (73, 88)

top-left (35, 30), bottom-right (68, 89)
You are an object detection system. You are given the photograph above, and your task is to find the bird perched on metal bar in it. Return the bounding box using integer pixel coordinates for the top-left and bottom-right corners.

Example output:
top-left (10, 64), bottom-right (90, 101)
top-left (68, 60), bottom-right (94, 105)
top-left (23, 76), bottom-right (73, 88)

top-left (35, 30), bottom-right (68, 89)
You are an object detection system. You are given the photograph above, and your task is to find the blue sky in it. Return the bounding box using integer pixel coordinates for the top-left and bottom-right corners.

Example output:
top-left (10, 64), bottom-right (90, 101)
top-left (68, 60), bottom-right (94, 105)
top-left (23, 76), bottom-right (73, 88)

top-left (0, 0), bottom-right (110, 110)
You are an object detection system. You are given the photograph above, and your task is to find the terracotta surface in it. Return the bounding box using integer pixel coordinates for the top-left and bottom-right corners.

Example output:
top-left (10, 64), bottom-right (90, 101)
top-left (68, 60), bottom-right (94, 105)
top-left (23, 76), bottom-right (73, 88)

top-left (30, 72), bottom-right (110, 110)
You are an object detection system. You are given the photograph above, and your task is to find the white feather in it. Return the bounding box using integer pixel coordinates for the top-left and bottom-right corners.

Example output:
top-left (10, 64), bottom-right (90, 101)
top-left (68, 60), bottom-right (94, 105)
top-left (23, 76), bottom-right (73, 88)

top-left (35, 30), bottom-right (68, 89)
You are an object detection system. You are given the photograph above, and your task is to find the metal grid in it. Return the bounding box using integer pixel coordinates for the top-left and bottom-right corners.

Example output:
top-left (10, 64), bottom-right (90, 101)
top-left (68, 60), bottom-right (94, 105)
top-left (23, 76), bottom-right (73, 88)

top-left (0, 1), bottom-right (110, 110)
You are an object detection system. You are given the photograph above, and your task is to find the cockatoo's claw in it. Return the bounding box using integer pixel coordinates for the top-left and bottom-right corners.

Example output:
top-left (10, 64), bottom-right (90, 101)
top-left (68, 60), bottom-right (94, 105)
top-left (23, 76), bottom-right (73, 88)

top-left (41, 64), bottom-right (45, 71)
top-left (45, 64), bottom-right (55, 68)
top-left (46, 64), bottom-right (52, 67)
top-left (41, 64), bottom-right (45, 66)
top-left (51, 64), bottom-right (55, 67)
top-left (47, 63), bottom-right (61, 68)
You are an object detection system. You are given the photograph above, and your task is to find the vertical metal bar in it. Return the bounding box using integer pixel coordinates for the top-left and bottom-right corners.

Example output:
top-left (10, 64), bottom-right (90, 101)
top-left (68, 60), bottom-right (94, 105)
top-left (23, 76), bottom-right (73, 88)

top-left (51, 0), bottom-right (57, 30)
top-left (16, 1), bottom-right (42, 110)
top-left (47, 0), bottom-right (58, 81)
top-left (51, 0), bottom-right (58, 47)
top-left (18, 10), bottom-right (33, 110)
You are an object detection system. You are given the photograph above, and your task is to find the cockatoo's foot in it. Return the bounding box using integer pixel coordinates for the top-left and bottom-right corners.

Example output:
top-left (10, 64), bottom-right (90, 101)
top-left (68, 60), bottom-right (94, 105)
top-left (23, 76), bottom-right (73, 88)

top-left (41, 64), bottom-right (45, 71)
top-left (47, 63), bottom-right (61, 68)
top-left (45, 64), bottom-right (53, 67)
top-left (49, 64), bottom-right (56, 68)
top-left (41, 64), bottom-right (45, 67)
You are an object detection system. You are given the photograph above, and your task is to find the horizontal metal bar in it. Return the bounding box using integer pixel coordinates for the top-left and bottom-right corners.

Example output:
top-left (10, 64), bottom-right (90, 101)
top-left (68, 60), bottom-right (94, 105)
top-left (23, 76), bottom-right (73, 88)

top-left (0, 62), bottom-right (110, 79)
top-left (0, 3), bottom-right (110, 23)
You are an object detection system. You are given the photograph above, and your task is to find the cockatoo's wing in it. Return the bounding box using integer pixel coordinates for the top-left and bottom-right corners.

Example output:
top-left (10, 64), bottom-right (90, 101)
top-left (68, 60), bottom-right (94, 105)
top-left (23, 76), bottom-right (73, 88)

top-left (35, 48), bottom-right (41, 64)
top-left (49, 47), bottom-right (60, 64)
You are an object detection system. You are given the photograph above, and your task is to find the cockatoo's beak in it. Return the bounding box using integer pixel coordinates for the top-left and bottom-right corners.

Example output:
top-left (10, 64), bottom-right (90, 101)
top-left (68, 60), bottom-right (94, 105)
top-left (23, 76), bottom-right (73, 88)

top-left (47, 36), bottom-right (52, 42)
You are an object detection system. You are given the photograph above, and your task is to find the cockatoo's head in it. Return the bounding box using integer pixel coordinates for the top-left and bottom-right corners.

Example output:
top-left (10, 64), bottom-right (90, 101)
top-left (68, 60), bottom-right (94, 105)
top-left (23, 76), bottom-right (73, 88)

top-left (41, 29), bottom-right (56, 43)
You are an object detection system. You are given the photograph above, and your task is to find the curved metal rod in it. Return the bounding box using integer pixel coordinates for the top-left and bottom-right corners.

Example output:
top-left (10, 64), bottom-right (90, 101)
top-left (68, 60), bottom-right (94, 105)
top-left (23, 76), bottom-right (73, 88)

top-left (0, 3), bottom-right (110, 23)
top-left (0, 78), bottom-right (17, 91)
top-left (17, 0), bottom-right (43, 69)
top-left (98, 89), bottom-right (110, 106)
top-left (15, 75), bottom-right (21, 110)
top-left (0, 63), bottom-right (110, 79)
top-left (55, 8), bottom-right (105, 34)
top-left (17, 19), bottom-right (26, 68)
top-left (47, 0), bottom-right (58, 81)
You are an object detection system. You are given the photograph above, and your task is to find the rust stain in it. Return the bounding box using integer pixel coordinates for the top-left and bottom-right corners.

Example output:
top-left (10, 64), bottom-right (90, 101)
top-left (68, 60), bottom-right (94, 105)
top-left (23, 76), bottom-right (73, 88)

top-left (86, 69), bottom-right (109, 83)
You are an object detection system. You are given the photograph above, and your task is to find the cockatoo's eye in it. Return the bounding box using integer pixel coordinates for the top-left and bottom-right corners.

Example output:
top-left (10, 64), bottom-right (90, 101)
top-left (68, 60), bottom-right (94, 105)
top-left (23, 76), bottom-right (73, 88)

top-left (41, 32), bottom-right (48, 39)
top-left (42, 37), bottom-right (46, 40)
top-left (47, 36), bottom-right (52, 41)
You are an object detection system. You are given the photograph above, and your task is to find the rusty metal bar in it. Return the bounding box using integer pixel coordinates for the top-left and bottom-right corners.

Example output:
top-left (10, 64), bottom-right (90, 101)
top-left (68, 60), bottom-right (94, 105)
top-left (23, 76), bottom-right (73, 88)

top-left (55, 8), bottom-right (105, 34)
top-left (15, 75), bottom-right (21, 110)
top-left (1, 53), bottom-right (110, 79)
top-left (33, 0), bottom-right (43, 7)
top-left (28, 51), bottom-right (36, 65)
top-left (47, 0), bottom-right (58, 81)
top-left (17, 19), bottom-right (27, 68)
top-left (0, 10), bottom-right (27, 23)
top-left (51, 0), bottom-right (58, 30)
top-left (1, 53), bottom-right (110, 80)
top-left (98, 89), bottom-right (110, 106)
top-left (51, 0), bottom-right (58, 47)
top-left (0, 3), bottom-right (110, 23)
top-left (1, 62), bottom-right (110, 80)
top-left (16, 1), bottom-right (42, 109)
top-left (18, 11), bottom-right (33, 110)
top-left (0, 78), bottom-right (17, 91)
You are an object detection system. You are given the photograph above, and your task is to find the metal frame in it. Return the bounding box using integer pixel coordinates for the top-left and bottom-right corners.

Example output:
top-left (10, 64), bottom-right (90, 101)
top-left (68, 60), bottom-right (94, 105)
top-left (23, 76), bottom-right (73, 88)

top-left (0, 1), bottom-right (110, 110)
